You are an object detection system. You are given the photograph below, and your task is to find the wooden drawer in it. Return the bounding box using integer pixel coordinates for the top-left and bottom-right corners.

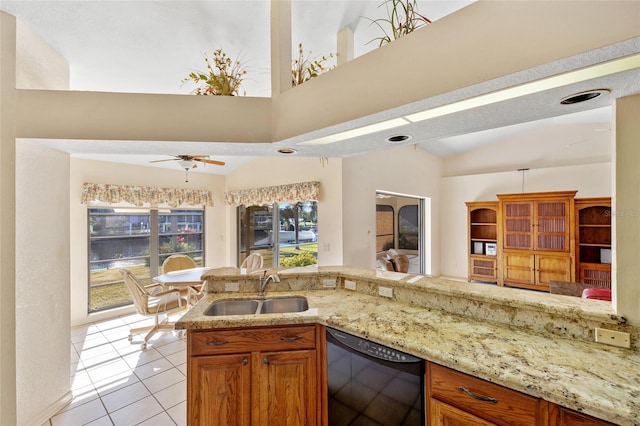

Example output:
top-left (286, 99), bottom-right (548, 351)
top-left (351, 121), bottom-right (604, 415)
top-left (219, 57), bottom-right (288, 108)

top-left (189, 325), bottom-right (316, 356)
top-left (429, 363), bottom-right (544, 426)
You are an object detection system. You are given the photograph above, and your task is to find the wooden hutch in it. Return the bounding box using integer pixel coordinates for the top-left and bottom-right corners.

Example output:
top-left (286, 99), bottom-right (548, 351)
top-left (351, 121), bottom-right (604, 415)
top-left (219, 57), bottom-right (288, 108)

top-left (467, 191), bottom-right (611, 293)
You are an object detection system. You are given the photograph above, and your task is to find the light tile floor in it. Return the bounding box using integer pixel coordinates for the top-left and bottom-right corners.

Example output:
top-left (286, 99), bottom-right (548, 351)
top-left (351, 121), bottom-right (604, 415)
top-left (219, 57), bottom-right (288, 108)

top-left (47, 312), bottom-right (187, 426)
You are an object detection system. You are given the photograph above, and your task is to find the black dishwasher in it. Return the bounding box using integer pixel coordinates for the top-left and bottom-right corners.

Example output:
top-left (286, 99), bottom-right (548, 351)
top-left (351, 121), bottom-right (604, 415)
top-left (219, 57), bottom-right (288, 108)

top-left (326, 327), bottom-right (425, 426)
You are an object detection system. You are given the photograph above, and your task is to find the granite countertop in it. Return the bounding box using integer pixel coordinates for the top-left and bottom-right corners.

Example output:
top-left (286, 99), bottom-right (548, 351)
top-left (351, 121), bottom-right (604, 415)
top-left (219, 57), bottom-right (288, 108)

top-left (178, 268), bottom-right (640, 425)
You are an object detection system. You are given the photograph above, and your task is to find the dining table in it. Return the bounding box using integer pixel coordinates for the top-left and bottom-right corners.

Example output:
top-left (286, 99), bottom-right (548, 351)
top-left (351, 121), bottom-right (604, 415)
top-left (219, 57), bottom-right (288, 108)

top-left (153, 266), bottom-right (212, 289)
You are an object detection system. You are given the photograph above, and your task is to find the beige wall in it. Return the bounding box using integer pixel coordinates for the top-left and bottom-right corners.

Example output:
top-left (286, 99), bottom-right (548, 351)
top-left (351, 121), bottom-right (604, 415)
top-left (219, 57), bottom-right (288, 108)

top-left (0, 12), bottom-right (18, 426)
top-left (342, 145), bottom-right (442, 273)
top-left (16, 141), bottom-right (71, 425)
top-left (614, 94), bottom-right (640, 325)
top-left (69, 158), bottom-right (227, 326)
top-left (15, 21), bottom-right (69, 90)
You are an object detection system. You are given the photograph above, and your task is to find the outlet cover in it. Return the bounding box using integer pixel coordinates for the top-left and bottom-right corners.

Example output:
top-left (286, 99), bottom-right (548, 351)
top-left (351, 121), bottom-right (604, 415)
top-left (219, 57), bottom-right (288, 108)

top-left (344, 280), bottom-right (357, 291)
top-left (378, 286), bottom-right (393, 298)
top-left (595, 328), bottom-right (631, 348)
top-left (323, 279), bottom-right (337, 288)
top-left (224, 282), bottom-right (240, 292)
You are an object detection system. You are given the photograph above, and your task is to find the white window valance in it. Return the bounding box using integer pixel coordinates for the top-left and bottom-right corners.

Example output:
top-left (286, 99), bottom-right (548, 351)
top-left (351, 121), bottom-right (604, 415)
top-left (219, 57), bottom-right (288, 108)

top-left (224, 181), bottom-right (320, 206)
top-left (81, 182), bottom-right (213, 207)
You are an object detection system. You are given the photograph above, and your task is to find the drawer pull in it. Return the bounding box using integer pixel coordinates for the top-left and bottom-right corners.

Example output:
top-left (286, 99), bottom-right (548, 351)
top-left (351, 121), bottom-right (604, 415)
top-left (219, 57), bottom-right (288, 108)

top-left (206, 340), bottom-right (230, 346)
top-left (459, 386), bottom-right (498, 404)
top-left (263, 358), bottom-right (269, 365)
top-left (242, 358), bottom-right (248, 366)
top-left (280, 336), bottom-right (302, 342)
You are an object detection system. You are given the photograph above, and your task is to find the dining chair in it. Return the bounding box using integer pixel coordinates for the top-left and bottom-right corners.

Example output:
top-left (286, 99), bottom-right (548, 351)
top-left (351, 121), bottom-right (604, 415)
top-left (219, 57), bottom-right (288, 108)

top-left (119, 269), bottom-right (188, 349)
top-left (241, 252), bottom-right (264, 273)
top-left (162, 254), bottom-right (204, 306)
top-left (162, 254), bottom-right (197, 273)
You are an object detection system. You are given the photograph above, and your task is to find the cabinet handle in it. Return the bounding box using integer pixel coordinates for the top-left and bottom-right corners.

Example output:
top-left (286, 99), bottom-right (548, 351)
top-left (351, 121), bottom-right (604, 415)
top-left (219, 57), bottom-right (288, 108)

top-left (242, 358), bottom-right (248, 366)
top-left (206, 340), bottom-right (229, 346)
top-left (458, 386), bottom-right (498, 404)
top-left (280, 336), bottom-right (302, 342)
top-left (262, 358), bottom-right (269, 365)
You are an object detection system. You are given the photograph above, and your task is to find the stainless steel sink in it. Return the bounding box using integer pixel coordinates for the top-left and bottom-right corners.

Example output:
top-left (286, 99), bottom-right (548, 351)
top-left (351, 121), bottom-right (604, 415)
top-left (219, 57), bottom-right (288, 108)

top-left (259, 296), bottom-right (309, 314)
top-left (203, 296), bottom-right (309, 316)
top-left (204, 299), bottom-right (260, 316)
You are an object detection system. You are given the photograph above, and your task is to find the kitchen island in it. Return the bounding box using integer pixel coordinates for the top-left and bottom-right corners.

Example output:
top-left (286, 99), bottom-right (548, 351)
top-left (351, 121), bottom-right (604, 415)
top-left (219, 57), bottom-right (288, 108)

top-left (177, 266), bottom-right (640, 425)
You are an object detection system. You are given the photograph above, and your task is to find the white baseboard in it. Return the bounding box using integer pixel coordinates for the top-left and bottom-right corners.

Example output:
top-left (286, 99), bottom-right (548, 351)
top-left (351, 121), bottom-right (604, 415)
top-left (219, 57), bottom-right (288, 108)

top-left (25, 390), bottom-right (73, 426)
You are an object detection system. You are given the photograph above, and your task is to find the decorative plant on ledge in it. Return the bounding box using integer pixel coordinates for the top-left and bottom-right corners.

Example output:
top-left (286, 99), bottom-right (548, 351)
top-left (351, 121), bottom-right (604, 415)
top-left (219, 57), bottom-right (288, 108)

top-left (183, 48), bottom-right (248, 96)
top-left (366, 0), bottom-right (432, 46)
top-left (292, 43), bottom-right (336, 87)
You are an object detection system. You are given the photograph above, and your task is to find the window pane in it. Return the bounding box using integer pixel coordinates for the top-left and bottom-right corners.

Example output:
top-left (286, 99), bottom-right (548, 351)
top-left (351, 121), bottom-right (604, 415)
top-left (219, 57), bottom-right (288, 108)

top-left (89, 209), bottom-right (151, 312)
top-left (159, 209), bottom-right (204, 267)
top-left (238, 202), bottom-right (318, 268)
top-left (399, 205), bottom-right (419, 250)
top-left (376, 205), bottom-right (394, 252)
top-left (279, 201), bottom-right (318, 267)
top-left (239, 205), bottom-right (275, 266)
top-left (88, 207), bottom-right (204, 313)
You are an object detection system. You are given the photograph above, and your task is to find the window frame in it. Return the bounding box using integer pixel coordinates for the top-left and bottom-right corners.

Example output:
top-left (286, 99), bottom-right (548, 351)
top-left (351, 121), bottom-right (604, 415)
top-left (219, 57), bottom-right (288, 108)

top-left (87, 207), bottom-right (205, 313)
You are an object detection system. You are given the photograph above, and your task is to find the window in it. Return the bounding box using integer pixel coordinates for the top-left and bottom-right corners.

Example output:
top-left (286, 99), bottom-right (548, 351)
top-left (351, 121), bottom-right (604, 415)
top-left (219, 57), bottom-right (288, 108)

top-left (398, 205), bottom-right (419, 250)
top-left (88, 208), bottom-right (204, 312)
top-left (376, 204), bottom-right (394, 252)
top-left (238, 201), bottom-right (318, 268)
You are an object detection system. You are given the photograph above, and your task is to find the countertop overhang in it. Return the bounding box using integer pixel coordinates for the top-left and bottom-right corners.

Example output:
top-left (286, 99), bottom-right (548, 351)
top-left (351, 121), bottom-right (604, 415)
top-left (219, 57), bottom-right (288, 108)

top-left (177, 266), bottom-right (640, 425)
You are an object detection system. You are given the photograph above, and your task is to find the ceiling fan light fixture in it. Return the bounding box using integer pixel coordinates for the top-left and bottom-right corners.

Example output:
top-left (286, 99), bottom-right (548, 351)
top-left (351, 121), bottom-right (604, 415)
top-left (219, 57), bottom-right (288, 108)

top-left (177, 159), bottom-right (194, 169)
top-left (386, 135), bottom-right (412, 144)
top-left (560, 89), bottom-right (610, 105)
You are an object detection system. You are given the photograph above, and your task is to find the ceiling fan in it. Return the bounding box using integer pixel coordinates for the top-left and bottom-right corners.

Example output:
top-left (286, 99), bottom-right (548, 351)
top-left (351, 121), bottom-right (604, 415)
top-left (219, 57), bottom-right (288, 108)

top-left (149, 155), bottom-right (225, 182)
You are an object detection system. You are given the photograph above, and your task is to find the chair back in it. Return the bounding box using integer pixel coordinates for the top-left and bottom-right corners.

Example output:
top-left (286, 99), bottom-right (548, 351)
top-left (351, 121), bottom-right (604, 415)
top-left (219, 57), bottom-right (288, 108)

top-left (241, 253), bottom-right (264, 273)
top-left (120, 269), bottom-right (151, 315)
top-left (387, 249), bottom-right (410, 273)
top-left (162, 254), bottom-right (196, 273)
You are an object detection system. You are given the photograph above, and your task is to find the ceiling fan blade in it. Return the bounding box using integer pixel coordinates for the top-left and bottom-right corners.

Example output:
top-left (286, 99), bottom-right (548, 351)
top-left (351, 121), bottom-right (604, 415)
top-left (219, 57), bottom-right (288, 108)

top-left (149, 158), bottom-right (179, 163)
top-left (199, 159), bottom-right (226, 166)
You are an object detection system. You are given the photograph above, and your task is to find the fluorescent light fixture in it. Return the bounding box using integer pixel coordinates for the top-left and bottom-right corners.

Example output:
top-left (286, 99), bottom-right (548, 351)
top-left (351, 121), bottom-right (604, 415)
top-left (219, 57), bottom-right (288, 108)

top-left (299, 118), bottom-right (410, 146)
top-left (405, 54), bottom-right (640, 123)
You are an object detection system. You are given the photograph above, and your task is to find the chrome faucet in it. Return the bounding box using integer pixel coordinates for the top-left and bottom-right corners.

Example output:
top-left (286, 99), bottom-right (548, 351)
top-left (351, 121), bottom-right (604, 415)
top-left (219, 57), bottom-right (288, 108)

top-left (258, 272), bottom-right (280, 296)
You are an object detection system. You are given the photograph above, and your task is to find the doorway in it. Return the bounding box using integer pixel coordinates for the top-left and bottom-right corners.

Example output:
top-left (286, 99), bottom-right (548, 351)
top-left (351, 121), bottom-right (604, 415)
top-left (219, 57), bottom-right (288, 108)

top-left (375, 191), bottom-right (429, 275)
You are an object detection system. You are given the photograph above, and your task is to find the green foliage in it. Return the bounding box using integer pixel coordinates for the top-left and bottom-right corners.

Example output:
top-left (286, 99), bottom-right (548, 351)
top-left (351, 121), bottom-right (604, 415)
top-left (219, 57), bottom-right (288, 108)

top-left (366, 0), bottom-right (432, 47)
top-left (292, 43), bottom-right (336, 86)
top-left (280, 252), bottom-right (317, 267)
top-left (183, 48), bottom-right (248, 96)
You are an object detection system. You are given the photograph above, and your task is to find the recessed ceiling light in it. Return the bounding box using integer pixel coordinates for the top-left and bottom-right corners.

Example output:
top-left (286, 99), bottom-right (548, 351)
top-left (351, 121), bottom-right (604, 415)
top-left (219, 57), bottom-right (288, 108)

top-left (386, 135), bottom-right (412, 143)
top-left (278, 148), bottom-right (297, 154)
top-left (560, 89), bottom-right (610, 105)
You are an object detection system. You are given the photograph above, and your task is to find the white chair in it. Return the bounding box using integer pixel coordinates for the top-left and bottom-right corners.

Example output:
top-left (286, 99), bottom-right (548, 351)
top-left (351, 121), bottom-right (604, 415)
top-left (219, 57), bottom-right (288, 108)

top-left (240, 252), bottom-right (264, 273)
top-left (162, 254), bottom-right (204, 306)
top-left (120, 269), bottom-right (187, 349)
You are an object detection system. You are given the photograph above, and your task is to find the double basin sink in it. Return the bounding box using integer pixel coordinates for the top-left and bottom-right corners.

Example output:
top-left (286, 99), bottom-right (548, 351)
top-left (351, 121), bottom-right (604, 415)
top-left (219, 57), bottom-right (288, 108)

top-left (204, 296), bottom-right (309, 316)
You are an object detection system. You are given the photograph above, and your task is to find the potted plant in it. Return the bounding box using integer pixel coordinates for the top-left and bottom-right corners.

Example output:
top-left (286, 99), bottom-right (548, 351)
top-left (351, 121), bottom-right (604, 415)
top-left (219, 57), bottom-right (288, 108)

top-left (292, 43), bottom-right (336, 87)
top-left (183, 48), bottom-right (248, 96)
top-left (366, 0), bottom-right (432, 46)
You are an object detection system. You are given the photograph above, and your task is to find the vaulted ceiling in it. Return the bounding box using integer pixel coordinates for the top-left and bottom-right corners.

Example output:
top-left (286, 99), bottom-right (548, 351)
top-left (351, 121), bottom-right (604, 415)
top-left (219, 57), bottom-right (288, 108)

top-left (2, 1), bottom-right (639, 175)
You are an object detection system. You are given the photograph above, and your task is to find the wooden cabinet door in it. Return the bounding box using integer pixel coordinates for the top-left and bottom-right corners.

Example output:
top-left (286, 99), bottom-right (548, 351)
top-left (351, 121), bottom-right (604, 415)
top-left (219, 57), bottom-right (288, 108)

top-left (535, 199), bottom-right (571, 252)
top-left (258, 349), bottom-right (318, 426)
top-left (549, 404), bottom-right (615, 425)
top-left (470, 255), bottom-right (497, 282)
top-left (430, 398), bottom-right (496, 426)
top-left (535, 254), bottom-right (572, 289)
top-left (188, 353), bottom-right (251, 426)
top-left (579, 263), bottom-right (611, 288)
top-left (502, 201), bottom-right (534, 250)
top-left (503, 252), bottom-right (535, 286)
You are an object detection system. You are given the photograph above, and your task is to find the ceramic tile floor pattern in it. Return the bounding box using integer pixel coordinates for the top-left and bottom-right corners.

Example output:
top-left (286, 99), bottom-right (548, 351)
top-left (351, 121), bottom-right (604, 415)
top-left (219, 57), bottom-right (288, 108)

top-left (47, 312), bottom-right (188, 426)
